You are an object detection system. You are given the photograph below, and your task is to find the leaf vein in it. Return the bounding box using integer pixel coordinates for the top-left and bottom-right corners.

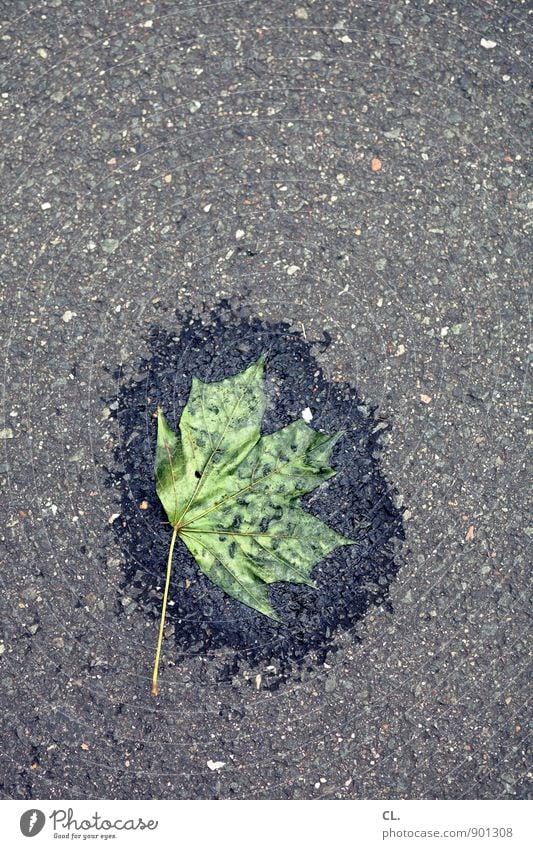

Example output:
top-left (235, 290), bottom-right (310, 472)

top-left (180, 530), bottom-right (275, 616)
top-left (175, 359), bottom-right (263, 526)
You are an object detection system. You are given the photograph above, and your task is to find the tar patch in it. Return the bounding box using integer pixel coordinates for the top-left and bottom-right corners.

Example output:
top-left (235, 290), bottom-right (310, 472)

top-left (109, 302), bottom-right (404, 686)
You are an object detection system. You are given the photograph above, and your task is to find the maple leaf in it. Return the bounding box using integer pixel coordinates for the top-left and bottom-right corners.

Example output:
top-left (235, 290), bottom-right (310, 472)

top-left (151, 355), bottom-right (353, 694)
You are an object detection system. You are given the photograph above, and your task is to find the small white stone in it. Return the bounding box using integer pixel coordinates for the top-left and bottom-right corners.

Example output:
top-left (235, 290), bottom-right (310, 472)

top-left (235, 229), bottom-right (245, 239)
top-left (480, 38), bottom-right (497, 49)
top-left (108, 513), bottom-right (121, 524)
top-left (302, 407), bottom-right (313, 423)
top-left (207, 760), bottom-right (226, 771)
top-left (286, 265), bottom-right (300, 276)
top-left (336, 173), bottom-right (346, 186)
top-left (339, 35), bottom-right (352, 43)
top-left (295, 8), bottom-right (308, 20)
top-left (41, 201), bottom-right (51, 210)
top-left (143, 20), bottom-right (153, 28)
top-left (50, 504), bottom-right (58, 516)
top-left (189, 100), bottom-right (202, 113)
top-left (62, 310), bottom-right (76, 322)
top-left (203, 204), bottom-right (212, 212)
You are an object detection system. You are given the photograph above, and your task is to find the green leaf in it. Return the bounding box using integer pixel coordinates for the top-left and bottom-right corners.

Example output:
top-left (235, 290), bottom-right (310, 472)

top-left (151, 354), bottom-right (353, 694)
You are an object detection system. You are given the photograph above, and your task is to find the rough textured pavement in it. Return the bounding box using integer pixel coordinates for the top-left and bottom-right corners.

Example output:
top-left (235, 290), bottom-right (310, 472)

top-left (0, 1), bottom-right (530, 800)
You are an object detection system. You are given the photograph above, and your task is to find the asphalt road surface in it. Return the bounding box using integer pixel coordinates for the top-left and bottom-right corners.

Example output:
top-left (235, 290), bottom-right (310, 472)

top-left (0, 0), bottom-right (530, 800)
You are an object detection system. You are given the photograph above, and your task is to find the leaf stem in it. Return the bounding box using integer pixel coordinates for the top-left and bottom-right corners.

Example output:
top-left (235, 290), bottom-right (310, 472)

top-left (151, 523), bottom-right (179, 697)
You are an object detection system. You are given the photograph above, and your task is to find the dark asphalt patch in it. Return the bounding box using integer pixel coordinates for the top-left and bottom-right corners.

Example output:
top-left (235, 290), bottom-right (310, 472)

top-left (109, 303), bottom-right (404, 686)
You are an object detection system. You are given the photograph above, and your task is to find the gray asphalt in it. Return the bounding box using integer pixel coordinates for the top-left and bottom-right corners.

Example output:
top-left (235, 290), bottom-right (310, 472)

top-left (0, 0), bottom-right (530, 800)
